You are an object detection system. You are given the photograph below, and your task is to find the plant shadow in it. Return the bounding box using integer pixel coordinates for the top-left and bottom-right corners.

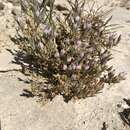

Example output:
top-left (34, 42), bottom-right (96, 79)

top-left (6, 40), bottom-right (71, 102)
top-left (119, 98), bottom-right (130, 127)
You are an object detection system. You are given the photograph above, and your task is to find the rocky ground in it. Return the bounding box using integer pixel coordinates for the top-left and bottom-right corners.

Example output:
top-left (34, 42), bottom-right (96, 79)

top-left (0, 0), bottom-right (130, 130)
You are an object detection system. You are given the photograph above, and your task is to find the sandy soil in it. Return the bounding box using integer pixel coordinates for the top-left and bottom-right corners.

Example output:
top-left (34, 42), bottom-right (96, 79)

top-left (0, 0), bottom-right (130, 130)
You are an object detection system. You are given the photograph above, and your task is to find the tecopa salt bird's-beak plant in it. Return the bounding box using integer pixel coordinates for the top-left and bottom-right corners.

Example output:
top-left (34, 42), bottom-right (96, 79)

top-left (14, 0), bottom-right (125, 102)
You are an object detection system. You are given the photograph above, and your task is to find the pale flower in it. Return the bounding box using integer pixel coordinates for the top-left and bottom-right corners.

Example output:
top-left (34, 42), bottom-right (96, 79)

top-left (38, 42), bottom-right (43, 49)
top-left (119, 72), bottom-right (127, 78)
top-left (76, 64), bottom-right (82, 70)
top-left (84, 65), bottom-right (89, 70)
top-left (72, 74), bottom-right (77, 80)
top-left (80, 52), bottom-right (84, 57)
top-left (72, 64), bottom-right (76, 70)
top-left (36, 10), bottom-right (40, 17)
top-left (73, 23), bottom-right (78, 29)
top-left (75, 15), bottom-right (80, 22)
top-left (43, 25), bottom-right (52, 35)
top-left (60, 49), bottom-right (65, 56)
top-left (64, 38), bottom-right (70, 44)
top-left (63, 64), bottom-right (67, 70)
top-left (84, 22), bottom-right (92, 30)
top-left (68, 65), bottom-right (72, 70)
top-left (67, 57), bottom-right (72, 62)
top-left (83, 21), bottom-right (92, 29)
top-left (54, 51), bottom-right (60, 58)
top-left (76, 40), bottom-right (82, 46)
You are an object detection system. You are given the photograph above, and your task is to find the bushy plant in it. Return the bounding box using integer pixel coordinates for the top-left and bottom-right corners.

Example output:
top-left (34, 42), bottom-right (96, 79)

top-left (14, 0), bottom-right (125, 102)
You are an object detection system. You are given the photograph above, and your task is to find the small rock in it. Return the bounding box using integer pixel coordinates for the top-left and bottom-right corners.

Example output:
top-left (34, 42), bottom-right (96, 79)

top-left (0, 2), bottom-right (5, 10)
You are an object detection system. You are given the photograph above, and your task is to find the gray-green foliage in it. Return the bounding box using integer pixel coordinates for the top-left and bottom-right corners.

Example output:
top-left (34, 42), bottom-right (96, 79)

top-left (15, 0), bottom-right (125, 101)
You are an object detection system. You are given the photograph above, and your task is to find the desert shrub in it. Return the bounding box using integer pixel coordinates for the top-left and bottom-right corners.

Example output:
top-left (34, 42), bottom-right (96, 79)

top-left (14, 0), bottom-right (125, 102)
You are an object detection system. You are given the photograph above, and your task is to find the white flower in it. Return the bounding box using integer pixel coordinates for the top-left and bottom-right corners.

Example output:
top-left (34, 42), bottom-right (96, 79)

top-left (63, 64), bottom-right (67, 70)
top-left (54, 52), bottom-right (60, 58)
top-left (67, 57), bottom-right (72, 62)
